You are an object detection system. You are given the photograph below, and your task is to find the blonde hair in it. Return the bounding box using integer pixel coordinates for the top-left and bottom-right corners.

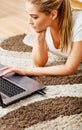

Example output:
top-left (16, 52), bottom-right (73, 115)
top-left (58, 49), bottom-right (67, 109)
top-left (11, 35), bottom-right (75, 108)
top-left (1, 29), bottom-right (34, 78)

top-left (27, 0), bottom-right (72, 52)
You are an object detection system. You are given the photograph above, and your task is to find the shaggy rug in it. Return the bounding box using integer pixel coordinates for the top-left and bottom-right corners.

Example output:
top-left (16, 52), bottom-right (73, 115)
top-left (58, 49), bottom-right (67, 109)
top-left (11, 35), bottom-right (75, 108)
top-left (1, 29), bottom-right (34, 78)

top-left (0, 35), bottom-right (82, 130)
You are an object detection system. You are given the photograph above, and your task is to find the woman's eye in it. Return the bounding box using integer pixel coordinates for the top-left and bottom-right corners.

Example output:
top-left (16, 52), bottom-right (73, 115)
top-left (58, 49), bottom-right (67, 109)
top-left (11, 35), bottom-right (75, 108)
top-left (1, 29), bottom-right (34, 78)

top-left (32, 16), bottom-right (38, 19)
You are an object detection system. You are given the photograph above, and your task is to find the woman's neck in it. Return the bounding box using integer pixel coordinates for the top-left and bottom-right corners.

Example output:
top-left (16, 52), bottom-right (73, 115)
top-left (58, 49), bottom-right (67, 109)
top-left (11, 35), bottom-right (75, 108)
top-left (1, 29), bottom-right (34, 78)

top-left (50, 17), bottom-right (59, 33)
top-left (50, 17), bottom-right (61, 49)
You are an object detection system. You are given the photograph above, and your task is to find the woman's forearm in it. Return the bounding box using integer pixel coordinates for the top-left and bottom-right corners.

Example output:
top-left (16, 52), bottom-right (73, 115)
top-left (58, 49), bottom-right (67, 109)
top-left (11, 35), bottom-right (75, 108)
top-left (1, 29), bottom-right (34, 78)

top-left (32, 34), bottom-right (48, 67)
top-left (32, 43), bottom-right (48, 67)
top-left (25, 64), bottom-right (75, 76)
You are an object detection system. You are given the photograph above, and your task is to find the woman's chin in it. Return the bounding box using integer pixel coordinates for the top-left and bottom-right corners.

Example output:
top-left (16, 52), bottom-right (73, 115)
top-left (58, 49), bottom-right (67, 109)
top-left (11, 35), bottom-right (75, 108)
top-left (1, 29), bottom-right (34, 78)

top-left (35, 29), bottom-right (46, 33)
top-left (32, 29), bottom-right (41, 33)
top-left (31, 27), bottom-right (46, 33)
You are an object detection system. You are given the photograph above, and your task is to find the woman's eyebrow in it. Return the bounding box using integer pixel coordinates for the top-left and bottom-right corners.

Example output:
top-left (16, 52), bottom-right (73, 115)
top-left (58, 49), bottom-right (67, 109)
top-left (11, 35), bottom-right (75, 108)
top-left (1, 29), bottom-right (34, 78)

top-left (26, 11), bottom-right (37, 16)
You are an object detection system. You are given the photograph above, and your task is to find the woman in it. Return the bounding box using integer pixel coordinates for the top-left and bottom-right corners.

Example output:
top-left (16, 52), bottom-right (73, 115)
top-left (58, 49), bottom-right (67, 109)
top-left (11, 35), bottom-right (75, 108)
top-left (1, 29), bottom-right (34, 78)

top-left (0, 0), bottom-right (82, 76)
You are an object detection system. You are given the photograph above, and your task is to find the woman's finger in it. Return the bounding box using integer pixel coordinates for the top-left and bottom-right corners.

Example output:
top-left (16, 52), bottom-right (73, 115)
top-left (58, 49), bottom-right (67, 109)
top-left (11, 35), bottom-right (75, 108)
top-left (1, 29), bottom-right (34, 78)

top-left (0, 67), bottom-right (14, 77)
top-left (0, 66), bottom-right (12, 71)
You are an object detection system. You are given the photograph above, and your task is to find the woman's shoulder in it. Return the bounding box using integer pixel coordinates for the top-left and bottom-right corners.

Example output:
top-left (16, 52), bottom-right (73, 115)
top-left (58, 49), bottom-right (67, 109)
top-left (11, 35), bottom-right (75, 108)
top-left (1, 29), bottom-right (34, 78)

top-left (72, 10), bottom-right (82, 22)
top-left (72, 10), bottom-right (82, 29)
top-left (72, 10), bottom-right (82, 42)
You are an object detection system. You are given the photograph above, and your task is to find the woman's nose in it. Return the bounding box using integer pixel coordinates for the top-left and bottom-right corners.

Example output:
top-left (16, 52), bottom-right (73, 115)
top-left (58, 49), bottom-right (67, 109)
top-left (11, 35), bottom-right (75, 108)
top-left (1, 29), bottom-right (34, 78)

top-left (28, 16), bottom-right (33, 25)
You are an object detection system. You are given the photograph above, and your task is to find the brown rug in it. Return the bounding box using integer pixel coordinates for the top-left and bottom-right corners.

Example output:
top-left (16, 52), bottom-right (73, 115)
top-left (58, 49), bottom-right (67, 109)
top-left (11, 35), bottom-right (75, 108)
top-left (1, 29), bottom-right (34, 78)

top-left (0, 97), bottom-right (82, 130)
top-left (32, 72), bottom-right (82, 85)
top-left (0, 34), bottom-right (32, 52)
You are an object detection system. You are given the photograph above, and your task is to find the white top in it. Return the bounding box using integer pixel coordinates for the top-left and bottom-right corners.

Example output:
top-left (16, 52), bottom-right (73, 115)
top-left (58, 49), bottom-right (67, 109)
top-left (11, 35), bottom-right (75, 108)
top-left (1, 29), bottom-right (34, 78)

top-left (23, 10), bottom-right (82, 59)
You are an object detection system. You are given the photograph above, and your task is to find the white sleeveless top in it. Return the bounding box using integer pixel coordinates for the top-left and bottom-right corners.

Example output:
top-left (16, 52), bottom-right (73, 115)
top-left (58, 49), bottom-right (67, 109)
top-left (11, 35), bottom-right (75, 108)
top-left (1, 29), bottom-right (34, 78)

top-left (23, 10), bottom-right (82, 59)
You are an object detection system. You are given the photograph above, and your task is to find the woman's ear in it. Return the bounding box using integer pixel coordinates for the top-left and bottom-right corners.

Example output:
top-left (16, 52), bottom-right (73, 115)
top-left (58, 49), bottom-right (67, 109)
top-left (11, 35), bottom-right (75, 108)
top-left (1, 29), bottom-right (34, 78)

top-left (51, 10), bottom-right (58, 20)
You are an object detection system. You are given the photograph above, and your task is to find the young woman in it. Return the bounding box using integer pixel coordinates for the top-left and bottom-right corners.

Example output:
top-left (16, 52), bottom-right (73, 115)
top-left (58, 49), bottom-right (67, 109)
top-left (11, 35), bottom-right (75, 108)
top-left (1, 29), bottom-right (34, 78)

top-left (0, 0), bottom-right (82, 76)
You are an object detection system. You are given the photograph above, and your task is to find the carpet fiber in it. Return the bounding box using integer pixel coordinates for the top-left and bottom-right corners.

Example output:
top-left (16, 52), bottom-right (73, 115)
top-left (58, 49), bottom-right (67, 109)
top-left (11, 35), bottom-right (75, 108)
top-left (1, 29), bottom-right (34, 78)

top-left (0, 97), bottom-right (82, 130)
top-left (0, 34), bottom-right (32, 52)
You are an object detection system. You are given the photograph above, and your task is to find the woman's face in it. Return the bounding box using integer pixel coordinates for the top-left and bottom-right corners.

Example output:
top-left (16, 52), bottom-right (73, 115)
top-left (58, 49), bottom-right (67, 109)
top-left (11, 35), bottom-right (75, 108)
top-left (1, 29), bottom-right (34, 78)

top-left (26, 2), bottom-right (52, 32)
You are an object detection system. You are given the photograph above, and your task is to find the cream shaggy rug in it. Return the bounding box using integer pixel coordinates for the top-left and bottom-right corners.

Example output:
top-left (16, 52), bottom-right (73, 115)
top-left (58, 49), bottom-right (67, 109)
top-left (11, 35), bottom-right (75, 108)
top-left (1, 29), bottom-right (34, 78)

top-left (0, 35), bottom-right (82, 130)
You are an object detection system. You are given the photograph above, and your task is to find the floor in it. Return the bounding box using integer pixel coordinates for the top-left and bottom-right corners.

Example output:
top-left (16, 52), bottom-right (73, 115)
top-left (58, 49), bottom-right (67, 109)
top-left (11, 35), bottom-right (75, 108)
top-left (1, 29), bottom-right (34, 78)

top-left (0, 0), bottom-right (30, 38)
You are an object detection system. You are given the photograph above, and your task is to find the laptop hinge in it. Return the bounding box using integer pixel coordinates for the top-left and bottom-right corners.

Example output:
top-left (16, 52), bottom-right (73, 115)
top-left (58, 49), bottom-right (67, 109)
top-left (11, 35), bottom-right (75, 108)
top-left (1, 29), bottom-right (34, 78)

top-left (0, 93), bottom-right (5, 108)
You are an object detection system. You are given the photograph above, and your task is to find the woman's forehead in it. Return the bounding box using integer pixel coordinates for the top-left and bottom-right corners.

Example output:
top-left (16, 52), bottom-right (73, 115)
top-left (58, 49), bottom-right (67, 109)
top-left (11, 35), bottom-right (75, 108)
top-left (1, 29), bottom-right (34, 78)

top-left (26, 1), bottom-right (40, 13)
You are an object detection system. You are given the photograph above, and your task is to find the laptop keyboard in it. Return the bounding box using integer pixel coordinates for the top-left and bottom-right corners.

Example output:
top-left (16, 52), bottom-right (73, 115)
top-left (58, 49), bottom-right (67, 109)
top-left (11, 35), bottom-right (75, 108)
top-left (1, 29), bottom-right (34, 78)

top-left (0, 78), bottom-right (25, 97)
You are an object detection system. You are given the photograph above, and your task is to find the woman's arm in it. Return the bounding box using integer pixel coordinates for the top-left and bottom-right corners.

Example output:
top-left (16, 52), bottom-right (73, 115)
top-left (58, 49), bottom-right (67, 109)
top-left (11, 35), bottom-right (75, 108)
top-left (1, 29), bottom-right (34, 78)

top-left (32, 31), bottom-right (48, 67)
top-left (27, 41), bottom-right (82, 76)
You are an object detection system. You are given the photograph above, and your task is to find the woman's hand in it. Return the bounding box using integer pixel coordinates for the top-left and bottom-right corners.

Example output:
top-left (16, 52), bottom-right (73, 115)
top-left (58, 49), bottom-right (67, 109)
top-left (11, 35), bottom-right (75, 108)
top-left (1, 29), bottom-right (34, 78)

top-left (0, 66), bottom-right (26, 76)
top-left (34, 30), bottom-right (46, 44)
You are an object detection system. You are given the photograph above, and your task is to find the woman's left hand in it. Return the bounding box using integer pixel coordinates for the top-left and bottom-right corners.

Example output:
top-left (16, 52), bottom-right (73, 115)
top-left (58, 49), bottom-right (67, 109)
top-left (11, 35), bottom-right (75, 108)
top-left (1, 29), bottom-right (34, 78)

top-left (0, 66), bottom-right (26, 76)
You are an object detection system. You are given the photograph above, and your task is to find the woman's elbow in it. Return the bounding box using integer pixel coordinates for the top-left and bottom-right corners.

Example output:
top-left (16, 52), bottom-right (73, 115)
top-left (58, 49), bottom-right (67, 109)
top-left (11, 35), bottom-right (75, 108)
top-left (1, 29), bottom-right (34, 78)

top-left (33, 58), bottom-right (48, 67)
top-left (33, 61), bottom-right (47, 67)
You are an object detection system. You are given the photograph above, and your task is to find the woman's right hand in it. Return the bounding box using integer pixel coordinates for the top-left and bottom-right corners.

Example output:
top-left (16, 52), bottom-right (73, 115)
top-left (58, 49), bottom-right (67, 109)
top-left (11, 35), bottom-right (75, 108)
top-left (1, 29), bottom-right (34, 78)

top-left (0, 66), bottom-right (27, 76)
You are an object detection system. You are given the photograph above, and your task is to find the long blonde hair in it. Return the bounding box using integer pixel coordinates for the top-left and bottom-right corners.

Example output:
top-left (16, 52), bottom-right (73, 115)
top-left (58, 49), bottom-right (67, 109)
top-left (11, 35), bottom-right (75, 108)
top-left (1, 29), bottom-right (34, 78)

top-left (27, 0), bottom-right (72, 52)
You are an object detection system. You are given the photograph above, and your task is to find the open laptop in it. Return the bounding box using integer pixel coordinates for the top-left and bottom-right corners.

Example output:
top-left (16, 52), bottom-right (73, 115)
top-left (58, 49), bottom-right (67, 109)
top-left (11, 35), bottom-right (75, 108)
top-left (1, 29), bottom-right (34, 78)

top-left (0, 64), bottom-right (45, 107)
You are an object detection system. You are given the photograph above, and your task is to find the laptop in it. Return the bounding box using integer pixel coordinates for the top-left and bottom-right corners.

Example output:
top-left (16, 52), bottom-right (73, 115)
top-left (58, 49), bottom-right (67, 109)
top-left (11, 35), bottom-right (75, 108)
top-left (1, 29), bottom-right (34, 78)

top-left (0, 64), bottom-right (45, 107)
